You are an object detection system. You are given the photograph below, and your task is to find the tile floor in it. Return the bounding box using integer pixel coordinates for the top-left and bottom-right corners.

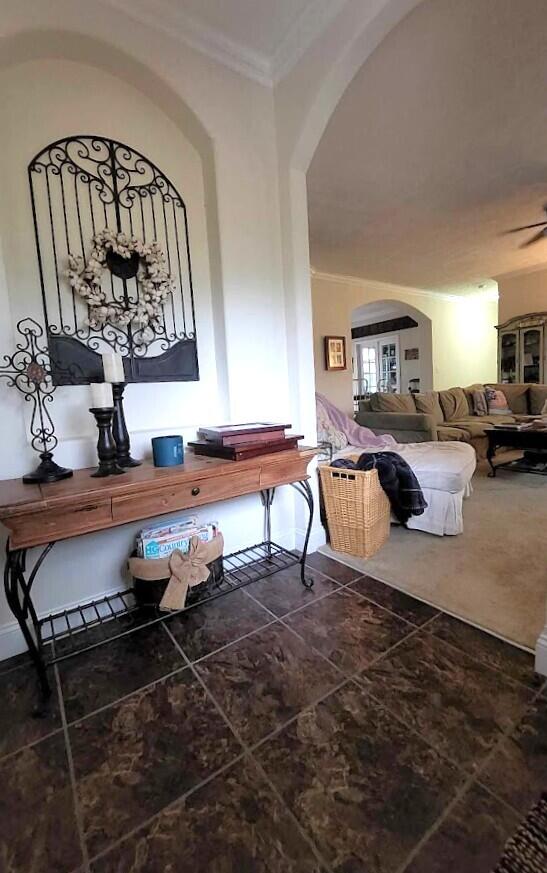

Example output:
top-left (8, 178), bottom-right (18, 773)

top-left (1, 551), bottom-right (545, 873)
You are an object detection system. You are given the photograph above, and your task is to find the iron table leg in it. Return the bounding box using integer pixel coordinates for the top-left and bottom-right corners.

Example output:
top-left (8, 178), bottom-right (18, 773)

top-left (260, 488), bottom-right (275, 559)
top-left (4, 542), bottom-right (54, 713)
top-left (291, 479), bottom-right (315, 589)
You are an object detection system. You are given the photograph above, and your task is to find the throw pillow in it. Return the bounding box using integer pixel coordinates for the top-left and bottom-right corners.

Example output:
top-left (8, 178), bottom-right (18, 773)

top-left (472, 389), bottom-right (488, 417)
top-left (487, 383), bottom-right (528, 415)
top-left (485, 386), bottom-right (511, 415)
top-left (541, 398), bottom-right (547, 415)
top-left (438, 387), bottom-right (468, 421)
top-left (463, 383), bottom-right (485, 415)
top-left (529, 385), bottom-right (547, 415)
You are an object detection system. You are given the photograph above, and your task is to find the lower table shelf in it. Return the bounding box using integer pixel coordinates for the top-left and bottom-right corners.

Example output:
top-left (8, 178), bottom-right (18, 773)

top-left (39, 541), bottom-right (301, 663)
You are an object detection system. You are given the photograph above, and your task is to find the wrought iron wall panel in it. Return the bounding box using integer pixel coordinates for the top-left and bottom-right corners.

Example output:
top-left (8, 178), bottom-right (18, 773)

top-left (28, 136), bottom-right (199, 383)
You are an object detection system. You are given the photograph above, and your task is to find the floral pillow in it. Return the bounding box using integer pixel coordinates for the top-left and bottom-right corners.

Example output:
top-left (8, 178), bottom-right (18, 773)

top-left (316, 399), bottom-right (348, 451)
top-left (485, 387), bottom-right (511, 415)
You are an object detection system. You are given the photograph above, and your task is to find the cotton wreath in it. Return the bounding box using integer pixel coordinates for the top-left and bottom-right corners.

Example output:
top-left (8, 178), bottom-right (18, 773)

top-left (67, 229), bottom-right (175, 331)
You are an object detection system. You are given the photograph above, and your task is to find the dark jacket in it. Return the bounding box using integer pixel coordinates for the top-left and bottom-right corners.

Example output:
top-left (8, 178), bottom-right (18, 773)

top-left (331, 452), bottom-right (427, 525)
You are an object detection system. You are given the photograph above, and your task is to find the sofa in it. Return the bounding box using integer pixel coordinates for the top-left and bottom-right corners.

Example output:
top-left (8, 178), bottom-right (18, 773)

top-left (356, 383), bottom-right (547, 457)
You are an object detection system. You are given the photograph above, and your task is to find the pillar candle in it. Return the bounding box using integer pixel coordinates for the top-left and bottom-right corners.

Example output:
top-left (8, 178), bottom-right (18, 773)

top-left (90, 382), bottom-right (113, 409)
top-left (102, 352), bottom-right (125, 383)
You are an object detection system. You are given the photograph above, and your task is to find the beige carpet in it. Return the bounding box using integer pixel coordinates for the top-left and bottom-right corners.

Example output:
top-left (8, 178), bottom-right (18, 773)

top-left (320, 461), bottom-right (547, 650)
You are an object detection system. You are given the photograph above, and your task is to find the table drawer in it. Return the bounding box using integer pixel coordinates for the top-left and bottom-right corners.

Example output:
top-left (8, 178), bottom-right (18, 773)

top-left (9, 499), bottom-right (113, 547)
top-left (260, 458), bottom-right (310, 488)
top-left (111, 469), bottom-right (261, 524)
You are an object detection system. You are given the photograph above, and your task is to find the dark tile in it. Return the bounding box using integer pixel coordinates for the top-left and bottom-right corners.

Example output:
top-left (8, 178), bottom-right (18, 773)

top-left (0, 664), bottom-right (61, 759)
top-left (429, 613), bottom-right (538, 688)
top-left (257, 682), bottom-right (463, 873)
top-left (91, 758), bottom-right (323, 873)
top-left (404, 783), bottom-right (519, 873)
top-left (306, 552), bottom-right (362, 584)
top-left (70, 668), bottom-right (241, 857)
top-left (195, 623), bottom-right (340, 745)
top-left (480, 695), bottom-right (547, 814)
top-left (0, 733), bottom-right (82, 873)
top-left (53, 607), bottom-right (154, 657)
top-left (349, 576), bottom-right (438, 626)
top-left (362, 633), bottom-right (533, 771)
top-left (246, 564), bottom-right (340, 617)
top-left (168, 588), bottom-right (272, 661)
top-left (0, 649), bottom-right (31, 675)
top-left (58, 623), bottom-right (184, 722)
top-left (285, 589), bottom-right (411, 673)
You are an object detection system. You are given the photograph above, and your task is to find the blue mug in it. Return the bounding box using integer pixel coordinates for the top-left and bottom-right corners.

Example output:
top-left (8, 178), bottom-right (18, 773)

top-left (152, 435), bottom-right (184, 467)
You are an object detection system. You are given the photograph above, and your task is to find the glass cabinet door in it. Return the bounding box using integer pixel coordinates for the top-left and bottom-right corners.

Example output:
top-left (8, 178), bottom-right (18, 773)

top-left (380, 340), bottom-right (399, 392)
top-left (499, 331), bottom-right (518, 383)
top-left (520, 327), bottom-right (543, 383)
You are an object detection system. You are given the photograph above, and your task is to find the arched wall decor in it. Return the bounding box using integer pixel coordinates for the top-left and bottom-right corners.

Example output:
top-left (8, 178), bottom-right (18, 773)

top-left (28, 134), bottom-right (199, 384)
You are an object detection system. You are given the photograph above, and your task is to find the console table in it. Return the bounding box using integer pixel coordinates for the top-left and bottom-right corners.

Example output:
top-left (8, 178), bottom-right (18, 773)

top-left (0, 447), bottom-right (318, 708)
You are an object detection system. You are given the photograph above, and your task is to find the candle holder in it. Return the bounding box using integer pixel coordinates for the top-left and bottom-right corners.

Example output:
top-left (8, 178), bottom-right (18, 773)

top-left (112, 383), bottom-right (141, 468)
top-left (89, 408), bottom-right (126, 478)
top-left (0, 318), bottom-right (77, 484)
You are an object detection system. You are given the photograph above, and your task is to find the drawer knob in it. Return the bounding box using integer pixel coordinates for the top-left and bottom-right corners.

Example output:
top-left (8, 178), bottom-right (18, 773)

top-left (191, 487), bottom-right (200, 496)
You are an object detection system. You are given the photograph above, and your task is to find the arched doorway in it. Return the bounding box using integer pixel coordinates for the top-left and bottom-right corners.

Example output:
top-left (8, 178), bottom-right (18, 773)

top-left (351, 300), bottom-right (433, 408)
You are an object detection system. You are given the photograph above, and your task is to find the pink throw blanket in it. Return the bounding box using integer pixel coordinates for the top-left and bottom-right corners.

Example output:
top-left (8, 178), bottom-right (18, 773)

top-left (316, 393), bottom-right (397, 449)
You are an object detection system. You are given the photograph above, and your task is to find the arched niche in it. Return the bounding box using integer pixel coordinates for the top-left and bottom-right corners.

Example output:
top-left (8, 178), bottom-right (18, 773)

top-left (0, 30), bottom-right (229, 447)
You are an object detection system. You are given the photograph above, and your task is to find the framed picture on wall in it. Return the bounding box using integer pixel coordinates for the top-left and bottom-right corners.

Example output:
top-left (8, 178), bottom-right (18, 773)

top-left (324, 335), bottom-right (347, 371)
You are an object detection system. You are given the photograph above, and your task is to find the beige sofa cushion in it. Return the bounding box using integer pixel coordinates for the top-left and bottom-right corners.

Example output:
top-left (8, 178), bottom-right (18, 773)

top-left (438, 387), bottom-right (468, 421)
top-left (437, 425), bottom-right (469, 442)
top-left (369, 392), bottom-right (416, 413)
top-left (449, 416), bottom-right (514, 438)
top-left (414, 392), bottom-right (444, 425)
top-left (487, 383), bottom-right (529, 415)
top-left (529, 384), bottom-right (547, 415)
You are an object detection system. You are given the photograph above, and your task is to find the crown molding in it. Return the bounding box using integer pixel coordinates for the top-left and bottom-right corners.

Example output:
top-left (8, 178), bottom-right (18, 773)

top-left (101, 0), bottom-right (345, 87)
top-left (494, 262), bottom-right (547, 281)
top-left (102, 0), bottom-right (273, 86)
top-left (271, 0), bottom-right (349, 83)
top-left (310, 269), bottom-right (461, 302)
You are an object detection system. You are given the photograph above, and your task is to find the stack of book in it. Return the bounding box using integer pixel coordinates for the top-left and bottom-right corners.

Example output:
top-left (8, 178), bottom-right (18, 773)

top-left (188, 423), bottom-right (303, 460)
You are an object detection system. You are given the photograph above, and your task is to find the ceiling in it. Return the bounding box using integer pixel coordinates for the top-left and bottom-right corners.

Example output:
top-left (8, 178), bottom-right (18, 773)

top-left (104, 0), bottom-right (347, 84)
top-left (307, 0), bottom-right (547, 294)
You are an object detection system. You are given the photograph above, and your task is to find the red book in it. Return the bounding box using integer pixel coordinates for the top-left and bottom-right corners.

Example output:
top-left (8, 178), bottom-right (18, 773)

top-left (188, 436), bottom-right (303, 461)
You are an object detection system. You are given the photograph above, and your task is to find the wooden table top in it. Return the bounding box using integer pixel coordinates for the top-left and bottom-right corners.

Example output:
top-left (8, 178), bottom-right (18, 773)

top-left (0, 447), bottom-right (318, 519)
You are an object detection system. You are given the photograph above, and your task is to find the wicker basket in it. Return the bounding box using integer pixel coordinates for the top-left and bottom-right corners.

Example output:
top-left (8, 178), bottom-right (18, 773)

top-left (319, 463), bottom-right (390, 558)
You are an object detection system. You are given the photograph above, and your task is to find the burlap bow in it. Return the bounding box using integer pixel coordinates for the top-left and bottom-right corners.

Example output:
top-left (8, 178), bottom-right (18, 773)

top-left (128, 533), bottom-right (224, 612)
top-left (160, 534), bottom-right (224, 611)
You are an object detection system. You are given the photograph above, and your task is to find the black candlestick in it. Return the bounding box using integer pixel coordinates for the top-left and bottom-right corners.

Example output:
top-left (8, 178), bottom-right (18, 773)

top-left (89, 408), bottom-right (126, 477)
top-left (112, 383), bottom-right (141, 468)
top-left (23, 452), bottom-right (73, 484)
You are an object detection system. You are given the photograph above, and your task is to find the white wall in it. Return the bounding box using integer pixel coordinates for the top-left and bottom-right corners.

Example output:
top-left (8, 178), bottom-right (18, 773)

top-left (0, 11), bottom-right (322, 659)
top-left (496, 265), bottom-right (547, 322)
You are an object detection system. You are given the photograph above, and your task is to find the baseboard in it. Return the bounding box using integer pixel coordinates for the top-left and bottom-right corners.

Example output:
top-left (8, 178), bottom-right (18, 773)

top-left (535, 628), bottom-right (547, 677)
top-left (296, 524), bottom-right (326, 554)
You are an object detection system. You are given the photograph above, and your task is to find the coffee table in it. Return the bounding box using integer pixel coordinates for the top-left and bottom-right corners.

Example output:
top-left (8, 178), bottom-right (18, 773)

top-left (486, 426), bottom-right (547, 477)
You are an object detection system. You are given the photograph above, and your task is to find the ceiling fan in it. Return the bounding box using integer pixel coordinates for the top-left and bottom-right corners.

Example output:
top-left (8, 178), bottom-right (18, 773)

top-left (506, 204), bottom-right (547, 247)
